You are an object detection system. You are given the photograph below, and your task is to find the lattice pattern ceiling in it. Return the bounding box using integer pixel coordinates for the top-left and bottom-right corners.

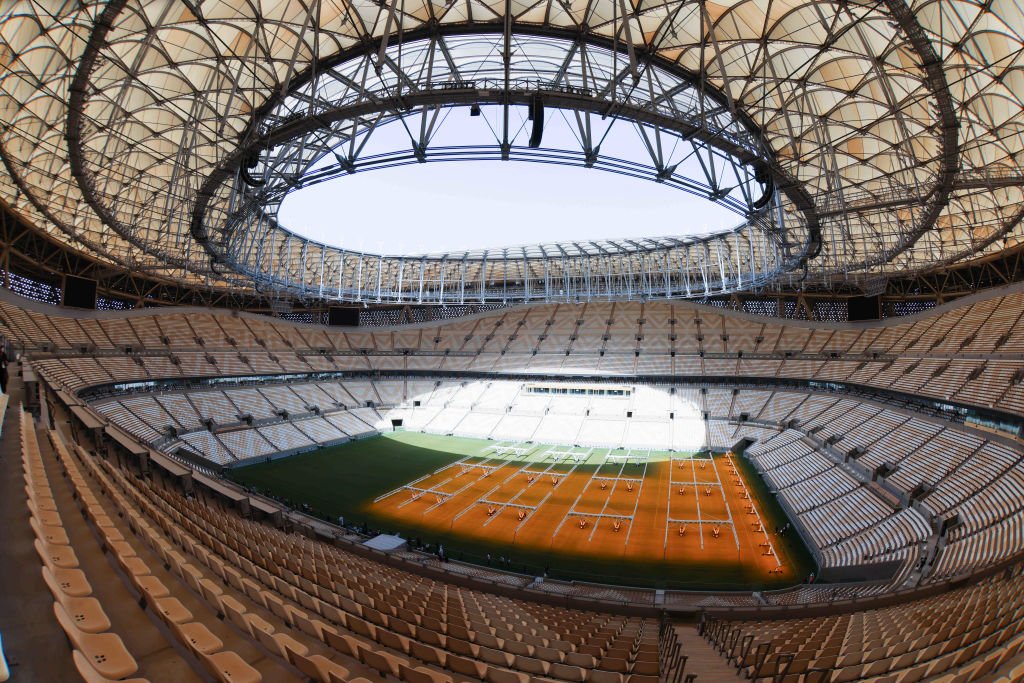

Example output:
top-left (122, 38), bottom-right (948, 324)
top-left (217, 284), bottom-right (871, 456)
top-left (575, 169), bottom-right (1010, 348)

top-left (0, 0), bottom-right (1022, 299)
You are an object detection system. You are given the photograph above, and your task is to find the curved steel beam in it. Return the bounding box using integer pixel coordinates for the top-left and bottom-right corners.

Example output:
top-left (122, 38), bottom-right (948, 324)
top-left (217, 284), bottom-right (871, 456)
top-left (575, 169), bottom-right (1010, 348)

top-left (869, 0), bottom-right (959, 265)
top-left (189, 27), bottom-right (819, 270)
top-left (64, 0), bottom-right (196, 272)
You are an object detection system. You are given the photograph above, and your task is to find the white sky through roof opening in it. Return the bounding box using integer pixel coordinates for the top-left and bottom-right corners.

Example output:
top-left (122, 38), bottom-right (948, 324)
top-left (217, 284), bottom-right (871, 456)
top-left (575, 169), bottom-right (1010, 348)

top-left (276, 108), bottom-right (741, 255)
top-left (279, 163), bottom-right (738, 255)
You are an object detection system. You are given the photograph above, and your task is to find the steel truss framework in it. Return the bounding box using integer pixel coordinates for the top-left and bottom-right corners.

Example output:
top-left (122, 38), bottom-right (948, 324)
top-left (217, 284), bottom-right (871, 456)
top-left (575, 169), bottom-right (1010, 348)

top-left (196, 31), bottom-right (813, 304)
top-left (6, 196), bottom-right (1024, 319)
top-left (2, 0), bottom-right (1024, 303)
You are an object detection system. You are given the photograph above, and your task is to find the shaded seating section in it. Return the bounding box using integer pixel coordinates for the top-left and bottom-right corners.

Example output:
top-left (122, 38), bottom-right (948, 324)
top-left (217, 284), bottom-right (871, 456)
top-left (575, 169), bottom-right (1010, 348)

top-left (8, 288), bottom-right (1024, 420)
top-left (43, 411), bottom-right (663, 683)
top-left (20, 408), bottom-right (150, 682)
top-left (701, 566), bottom-right (1024, 682)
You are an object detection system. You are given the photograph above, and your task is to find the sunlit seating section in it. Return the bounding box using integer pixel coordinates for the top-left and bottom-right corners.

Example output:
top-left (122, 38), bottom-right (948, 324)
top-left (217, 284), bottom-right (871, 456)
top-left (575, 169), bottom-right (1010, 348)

top-left (887, 429), bottom-right (986, 493)
top-left (532, 413), bottom-right (585, 444)
top-left (474, 381), bottom-right (522, 411)
top-left (93, 401), bottom-right (166, 444)
top-left (621, 419), bottom-right (672, 450)
top-left (221, 388), bottom-right (277, 419)
top-left (153, 395), bottom-right (204, 432)
top-left (179, 431), bottom-right (237, 465)
top-left (490, 414), bottom-right (542, 441)
top-left (445, 381), bottom-right (488, 407)
top-left (291, 416), bottom-right (347, 445)
top-left (285, 383), bottom-right (333, 410)
top-left (185, 391), bottom-right (239, 424)
top-left (324, 410), bottom-right (377, 438)
top-left (339, 380), bottom-right (379, 406)
top-left (349, 406), bottom-right (386, 430)
top-left (216, 428), bottom-right (277, 461)
top-left (509, 390), bottom-right (550, 415)
top-left (255, 385), bottom-right (308, 415)
top-left (371, 380), bottom-right (403, 405)
top-left (743, 429), bottom-right (928, 572)
top-left (422, 406), bottom-right (470, 434)
top-left (454, 411), bottom-right (503, 438)
top-left (256, 422), bottom-right (316, 452)
top-left (401, 405), bottom-right (443, 431)
top-left (926, 442), bottom-right (1022, 520)
top-left (577, 417), bottom-right (627, 447)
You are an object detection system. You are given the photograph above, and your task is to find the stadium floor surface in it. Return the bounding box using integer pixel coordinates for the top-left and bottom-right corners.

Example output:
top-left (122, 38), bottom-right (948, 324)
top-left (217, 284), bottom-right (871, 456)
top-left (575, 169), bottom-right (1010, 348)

top-left (229, 432), bottom-right (814, 590)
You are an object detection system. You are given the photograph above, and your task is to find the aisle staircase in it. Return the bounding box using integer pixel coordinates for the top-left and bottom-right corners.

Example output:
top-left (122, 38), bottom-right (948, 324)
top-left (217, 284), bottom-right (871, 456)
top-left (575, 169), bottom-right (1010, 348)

top-left (661, 622), bottom-right (740, 682)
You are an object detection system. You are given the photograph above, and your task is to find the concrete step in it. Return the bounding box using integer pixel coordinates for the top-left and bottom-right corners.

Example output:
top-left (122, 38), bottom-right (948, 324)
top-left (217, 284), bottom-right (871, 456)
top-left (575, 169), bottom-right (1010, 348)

top-left (667, 624), bottom-right (741, 682)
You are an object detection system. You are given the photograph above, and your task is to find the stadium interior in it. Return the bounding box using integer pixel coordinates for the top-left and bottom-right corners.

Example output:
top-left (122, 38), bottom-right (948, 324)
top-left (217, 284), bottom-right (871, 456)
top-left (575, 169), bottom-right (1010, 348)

top-left (2, 1), bottom-right (1024, 682)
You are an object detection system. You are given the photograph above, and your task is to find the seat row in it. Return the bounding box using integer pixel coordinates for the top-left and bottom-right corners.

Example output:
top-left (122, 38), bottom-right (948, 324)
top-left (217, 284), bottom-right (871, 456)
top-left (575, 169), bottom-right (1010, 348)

top-left (701, 563), bottom-right (1024, 682)
top-left (62, 416), bottom-right (662, 683)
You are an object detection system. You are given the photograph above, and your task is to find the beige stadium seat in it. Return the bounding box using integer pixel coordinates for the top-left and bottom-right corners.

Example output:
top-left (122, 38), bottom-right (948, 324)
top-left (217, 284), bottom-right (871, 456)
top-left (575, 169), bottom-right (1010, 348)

top-left (447, 653), bottom-right (487, 680)
top-left (598, 657), bottom-right (630, 673)
top-left (35, 538), bottom-right (78, 568)
top-left (26, 491), bottom-right (58, 512)
top-left (244, 612), bottom-right (276, 640)
top-left (198, 577), bottom-right (225, 608)
top-left (631, 659), bottom-right (658, 676)
top-left (319, 602), bottom-right (350, 629)
top-left (478, 646), bottom-right (513, 668)
top-left (54, 603), bottom-right (139, 681)
top-left (27, 500), bottom-right (62, 527)
top-left (152, 596), bottom-right (193, 626)
top-left (587, 670), bottom-right (623, 683)
top-left (512, 654), bottom-right (547, 675)
top-left (197, 649), bottom-right (263, 683)
top-left (173, 620), bottom-right (225, 655)
top-left (329, 674), bottom-right (374, 683)
top-left (360, 646), bottom-right (406, 678)
top-left (549, 662), bottom-right (588, 681)
top-left (283, 639), bottom-right (354, 683)
top-left (30, 517), bottom-right (70, 546)
top-left (503, 639), bottom-right (533, 657)
top-left (262, 629), bottom-right (308, 662)
top-left (447, 637), bottom-right (477, 658)
top-left (72, 651), bottom-right (150, 683)
top-left (566, 652), bottom-right (597, 668)
top-left (323, 626), bottom-right (365, 660)
top-left (43, 569), bottom-right (111, 634)
top-left (409, 639), bottom-right (447, 667)
top-left (133, 574), bottom-right (171, 603)
top-left (46, 564), bottom-right (93, 598)
top-left (377, 628), bottom-right (411, 654)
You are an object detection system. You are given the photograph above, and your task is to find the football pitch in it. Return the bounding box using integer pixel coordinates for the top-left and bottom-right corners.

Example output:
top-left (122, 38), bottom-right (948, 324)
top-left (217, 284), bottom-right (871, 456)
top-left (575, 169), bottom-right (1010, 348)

top-left (227, 431), bottom-right (814, 590)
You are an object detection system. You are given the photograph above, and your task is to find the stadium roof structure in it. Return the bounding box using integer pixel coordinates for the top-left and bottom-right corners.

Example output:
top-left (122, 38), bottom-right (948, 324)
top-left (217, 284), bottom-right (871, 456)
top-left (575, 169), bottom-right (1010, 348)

top-left (1, 0), bottom-right (1023, 305)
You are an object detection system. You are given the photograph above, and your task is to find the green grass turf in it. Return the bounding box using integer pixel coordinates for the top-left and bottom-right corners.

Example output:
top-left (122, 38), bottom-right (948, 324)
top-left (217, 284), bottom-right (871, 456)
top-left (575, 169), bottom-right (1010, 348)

top-left (227, 431), bottom-right (815, 590)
